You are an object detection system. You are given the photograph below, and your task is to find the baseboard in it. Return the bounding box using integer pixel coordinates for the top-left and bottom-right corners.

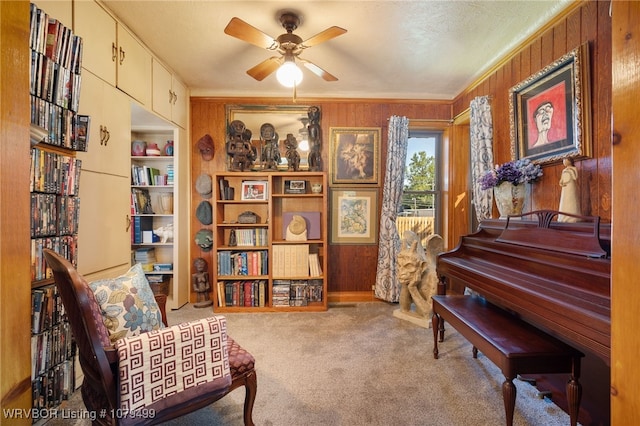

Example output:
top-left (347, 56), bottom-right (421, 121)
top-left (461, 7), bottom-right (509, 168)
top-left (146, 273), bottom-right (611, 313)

top-left (328, 291), bottom-right (380, 303)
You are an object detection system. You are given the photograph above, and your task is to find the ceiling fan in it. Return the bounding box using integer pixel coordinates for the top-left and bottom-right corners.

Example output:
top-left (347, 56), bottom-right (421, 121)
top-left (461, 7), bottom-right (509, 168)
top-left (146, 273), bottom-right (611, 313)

top-left (224, 12), bottom-right (347, 84)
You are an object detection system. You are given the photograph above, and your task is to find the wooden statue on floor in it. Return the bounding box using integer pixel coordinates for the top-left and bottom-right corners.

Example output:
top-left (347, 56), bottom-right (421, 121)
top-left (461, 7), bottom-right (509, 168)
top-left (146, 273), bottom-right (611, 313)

top-left (393, 231), bottom-right (444, 328)
top-left (192, 257), bottom-right (213, 308)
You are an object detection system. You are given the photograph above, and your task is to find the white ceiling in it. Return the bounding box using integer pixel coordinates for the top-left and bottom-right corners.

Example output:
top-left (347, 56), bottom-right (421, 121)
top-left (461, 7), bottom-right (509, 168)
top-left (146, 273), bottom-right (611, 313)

top-left (102, 0), bottom-right (572, 100)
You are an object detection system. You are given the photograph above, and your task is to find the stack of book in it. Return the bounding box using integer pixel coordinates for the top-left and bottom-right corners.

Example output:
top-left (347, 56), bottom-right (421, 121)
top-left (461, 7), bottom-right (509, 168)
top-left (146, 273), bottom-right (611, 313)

top-left (290, 280), bottom-right (308, 306)
top-left (166, 164), bottom-right (174, 185)
top-left (272, 280), bottom-right (291, 307)
top-left (134, 247), bottom-right (156, 272)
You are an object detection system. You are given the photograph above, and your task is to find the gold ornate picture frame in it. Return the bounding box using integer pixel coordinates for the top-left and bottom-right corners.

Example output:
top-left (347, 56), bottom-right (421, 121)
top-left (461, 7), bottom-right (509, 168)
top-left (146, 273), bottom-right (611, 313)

top-left (509, 42), bottom-right (592, 165)
top-left (329, 127), bottom-right (380, 185)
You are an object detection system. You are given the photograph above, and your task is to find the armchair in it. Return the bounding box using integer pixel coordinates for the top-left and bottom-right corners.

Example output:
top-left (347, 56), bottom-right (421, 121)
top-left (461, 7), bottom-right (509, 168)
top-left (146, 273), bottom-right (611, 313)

top-left (42, 248), bottom-right (257, 425)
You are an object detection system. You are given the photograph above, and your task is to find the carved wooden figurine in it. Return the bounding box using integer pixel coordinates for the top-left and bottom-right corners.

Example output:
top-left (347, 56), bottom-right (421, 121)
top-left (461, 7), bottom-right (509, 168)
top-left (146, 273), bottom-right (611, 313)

top-left (307, 106), bottom-right (322, 171)
top-left (226, 120), bottom-right (255, 171)
top-left (284, 133), bottom-right (300, 171)
top-left (260, 123), bottom-right (281, 170)
top-left (192, 257), bottom-right (213, 308)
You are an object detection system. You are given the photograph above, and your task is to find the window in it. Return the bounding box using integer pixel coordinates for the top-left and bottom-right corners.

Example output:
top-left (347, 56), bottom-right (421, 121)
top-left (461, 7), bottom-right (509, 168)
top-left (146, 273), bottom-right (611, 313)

top-left (397, 131), bottom-right (441, 246)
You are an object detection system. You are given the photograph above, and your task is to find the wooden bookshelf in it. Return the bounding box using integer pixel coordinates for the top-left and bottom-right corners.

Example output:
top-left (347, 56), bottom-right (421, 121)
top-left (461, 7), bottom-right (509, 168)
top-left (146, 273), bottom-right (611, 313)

top-left (29, 3), bottom-right (83, 414)
top-left (212, 172), bottom-right (328, 312)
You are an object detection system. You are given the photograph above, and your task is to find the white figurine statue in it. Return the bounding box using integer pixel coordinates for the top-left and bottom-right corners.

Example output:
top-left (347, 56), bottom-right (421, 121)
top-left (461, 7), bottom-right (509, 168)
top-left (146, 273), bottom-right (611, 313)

top-left (154, 223), bottom-right (174, 243)
top-left (558, 157), bottom-right (580, 222)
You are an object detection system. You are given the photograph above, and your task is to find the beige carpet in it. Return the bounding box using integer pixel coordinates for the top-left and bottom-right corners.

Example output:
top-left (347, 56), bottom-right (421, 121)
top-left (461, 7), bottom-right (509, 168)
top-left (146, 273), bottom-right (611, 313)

top-left (49, 302), bottom-right (577, 426)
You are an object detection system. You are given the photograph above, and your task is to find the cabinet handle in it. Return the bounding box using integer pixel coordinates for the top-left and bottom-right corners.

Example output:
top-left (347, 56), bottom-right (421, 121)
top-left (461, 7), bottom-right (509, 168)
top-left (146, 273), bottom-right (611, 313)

top-left (112, 42), bottom-right (117, 62)
top-left (168, 89), bottom-right (173, 103)
top-left (103, 128), bottom-right (110, 146)
top-left (99, 125), bottom-right (106, 145)
top-left (172, 91), bottom-right (178, 104)
top-left (119, 47), bottom-right (125, 65)
top-left (125, 215), bottom-right (131, 232)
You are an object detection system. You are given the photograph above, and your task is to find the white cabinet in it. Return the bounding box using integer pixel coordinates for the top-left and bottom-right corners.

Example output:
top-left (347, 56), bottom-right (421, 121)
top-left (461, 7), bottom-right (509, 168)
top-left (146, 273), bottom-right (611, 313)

top-left (76, 70), bottom-right (130, 177)
top-left (76, 171), bottom-right (130, 279)
top-left (75, 72), bottom-right (131, 278)
top-left (74, 0), bottom-right (151, 105)
top-left (152, 58), bottom-right (188, 128)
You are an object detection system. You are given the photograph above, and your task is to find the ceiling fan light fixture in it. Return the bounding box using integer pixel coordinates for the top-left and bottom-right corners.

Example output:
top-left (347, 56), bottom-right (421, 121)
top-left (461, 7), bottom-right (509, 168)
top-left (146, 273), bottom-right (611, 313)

top-left (276, 61), bottom-right (303, 88)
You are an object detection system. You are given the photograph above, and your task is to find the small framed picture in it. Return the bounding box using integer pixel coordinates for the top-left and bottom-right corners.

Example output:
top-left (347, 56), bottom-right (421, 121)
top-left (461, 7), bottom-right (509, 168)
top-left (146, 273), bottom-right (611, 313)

top-left (241, 181), bottom-right (268, 201)
top-left (330, 188), bottom-right (378, 244)
top-left (284, 180), bottom-right (306, 194)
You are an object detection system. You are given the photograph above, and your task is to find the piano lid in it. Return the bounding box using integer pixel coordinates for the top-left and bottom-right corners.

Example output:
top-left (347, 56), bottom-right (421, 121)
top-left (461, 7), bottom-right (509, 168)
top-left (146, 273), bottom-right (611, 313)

top-left (494, 210), bottom-right (607, 258)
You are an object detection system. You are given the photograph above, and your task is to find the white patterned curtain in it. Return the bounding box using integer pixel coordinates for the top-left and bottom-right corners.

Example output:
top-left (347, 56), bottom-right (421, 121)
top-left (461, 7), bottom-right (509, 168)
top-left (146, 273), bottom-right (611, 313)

top-left (374, 116), bottom-right (409, 302)
top-left (470, 96), bottom-right (494, 221)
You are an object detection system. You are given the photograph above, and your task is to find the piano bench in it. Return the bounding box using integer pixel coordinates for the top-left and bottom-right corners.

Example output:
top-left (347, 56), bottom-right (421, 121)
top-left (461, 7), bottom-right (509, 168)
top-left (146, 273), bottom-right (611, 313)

top-left (431, 294), bottom-right (584, 426)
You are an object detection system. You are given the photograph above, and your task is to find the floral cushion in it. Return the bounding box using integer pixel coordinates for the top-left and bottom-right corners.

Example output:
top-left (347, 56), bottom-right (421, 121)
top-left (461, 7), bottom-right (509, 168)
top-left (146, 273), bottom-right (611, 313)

top-left (89, 263), bottom-right (164, 343)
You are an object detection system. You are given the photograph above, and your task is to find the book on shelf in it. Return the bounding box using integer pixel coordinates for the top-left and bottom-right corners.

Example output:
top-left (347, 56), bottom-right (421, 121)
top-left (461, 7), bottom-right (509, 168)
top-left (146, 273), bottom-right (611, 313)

top-left (131, 188), bottom-right (154, 214)
top-left (234, 228), bottom-right (268, 246)
top-left (132, 217), bottom-right (154, 244)
top-left (272, 244), bottom-right (309, 277)
top-left (218, 279), bottom-right (267, 307)
top-left (309, 253), bottom-right (322, 277)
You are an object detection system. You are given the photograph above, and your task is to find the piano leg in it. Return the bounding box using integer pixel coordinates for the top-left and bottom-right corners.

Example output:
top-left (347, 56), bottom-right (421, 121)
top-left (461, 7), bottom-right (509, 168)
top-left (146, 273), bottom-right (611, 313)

top-left (432, 313), bottom-right (440, 359)
top-left (566, 357), bottom-right (582, 426)
top-left (502, 376), bottom-right (517, 426)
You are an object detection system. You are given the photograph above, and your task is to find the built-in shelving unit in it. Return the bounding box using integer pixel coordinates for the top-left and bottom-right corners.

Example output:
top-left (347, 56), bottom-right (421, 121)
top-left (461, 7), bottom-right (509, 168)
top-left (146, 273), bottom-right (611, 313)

top-left (130, 104), bottom-right (187, 309)
top-left (29, 2), bottom-right (83, 415)
top-left (213, 171), bottom-right (328, 312)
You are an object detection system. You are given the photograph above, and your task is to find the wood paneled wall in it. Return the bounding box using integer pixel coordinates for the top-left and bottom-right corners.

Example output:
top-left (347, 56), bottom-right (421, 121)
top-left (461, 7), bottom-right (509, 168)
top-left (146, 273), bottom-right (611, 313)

top-left (190, 1), bottom-right (612, 299)
top-left (190, 98), bottom-right (451, 296)
top-left (453, 0), bottom-right (612, 222)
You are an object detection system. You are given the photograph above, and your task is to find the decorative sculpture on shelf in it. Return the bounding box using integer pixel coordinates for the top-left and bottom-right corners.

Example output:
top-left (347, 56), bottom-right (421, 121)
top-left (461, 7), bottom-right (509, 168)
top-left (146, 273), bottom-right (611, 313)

top-left (307, 106), bottom-right (322, 171)
top-left (226, 120), bottom-right (255, 171)
top-left (558, 157), bottom-right (580, 222)
top-left (192, 257), bottom-right (213, 308)
top-left (284, 133), bottom-right (300, 171)
top-left (153, 223), bottom-right (173, 244)
top-left (393, 231), bottom-right (444, 328)
top-left (260, 123), bottom-right (281, 170)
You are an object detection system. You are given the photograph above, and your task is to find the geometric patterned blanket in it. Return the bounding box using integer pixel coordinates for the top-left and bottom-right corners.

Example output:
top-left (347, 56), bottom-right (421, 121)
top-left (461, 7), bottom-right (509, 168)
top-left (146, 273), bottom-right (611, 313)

top-left (115, 315), bottom-right (232, 423)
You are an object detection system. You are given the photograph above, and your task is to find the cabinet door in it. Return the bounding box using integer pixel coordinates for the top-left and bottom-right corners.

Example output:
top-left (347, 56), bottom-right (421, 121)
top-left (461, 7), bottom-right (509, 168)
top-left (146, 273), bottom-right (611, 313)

top-left (77, 71), bottom-right (131, 177)
top-left (151, 59), bottom-right (172, 122)
top-left (76, 171), bottom-right (130, 276)
top-left (171, 75), bottom-right (188, 129)
top-left (74, 0), bottom-right (116, 85)
top-left (116, 25), bottom-right (151, 105)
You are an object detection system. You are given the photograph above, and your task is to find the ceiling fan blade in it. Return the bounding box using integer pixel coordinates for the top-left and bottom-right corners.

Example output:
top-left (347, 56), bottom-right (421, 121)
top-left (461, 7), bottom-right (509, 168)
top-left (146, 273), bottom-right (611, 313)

top-left (247, 57), bottom-right (282, 81)
top-left (301, 26), bottom-right (347, 48)
top-left (300, 59), bottom-right (338, 82)
top-left (224, 17), bottom-right (278, 50)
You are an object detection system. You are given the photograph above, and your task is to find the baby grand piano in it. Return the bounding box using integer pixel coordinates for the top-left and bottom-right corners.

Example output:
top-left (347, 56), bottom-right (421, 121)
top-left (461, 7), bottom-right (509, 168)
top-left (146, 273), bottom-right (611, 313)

top-left (436, 210), bottom-right (611, 365)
